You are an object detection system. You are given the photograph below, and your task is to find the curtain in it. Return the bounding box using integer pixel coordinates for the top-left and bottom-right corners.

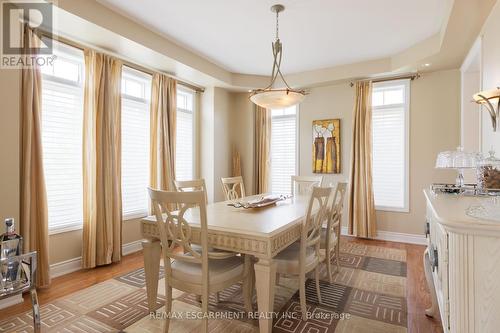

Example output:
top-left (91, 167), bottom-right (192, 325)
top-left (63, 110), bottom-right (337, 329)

top-left (150, 74), bottom-right (177, 192)
top-left (254, 105), bottom-right (271, 194)
top-left (82, 50), bottom-right (123, 269)
top-left (20, 25), bottom-right (50, 287)
top-left (348, 81), bottom-right (377, 238)
top-left (232, 148), bottom-right (242, 177)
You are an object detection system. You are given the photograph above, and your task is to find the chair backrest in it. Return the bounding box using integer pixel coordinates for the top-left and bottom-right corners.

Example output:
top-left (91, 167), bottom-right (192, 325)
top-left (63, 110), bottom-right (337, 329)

top-left (221, 176), bottom-right (246, 200)
top-left (291, 175), bottom-right (324, 196)
top-left (324, 182), bottom-right (348, 244)
top-left (329, 182), bottom-right (347, 223)
top-left (148, 188), bottom-right (209, 268)
top-left (301, 186), bottom-right (332, 257)
top-left (174, 179), bottom-right (208, 204)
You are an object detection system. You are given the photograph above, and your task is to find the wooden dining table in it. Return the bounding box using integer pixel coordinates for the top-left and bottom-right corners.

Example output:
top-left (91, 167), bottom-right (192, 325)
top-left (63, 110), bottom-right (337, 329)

top-left (140, 194), bottom-right (312, 333)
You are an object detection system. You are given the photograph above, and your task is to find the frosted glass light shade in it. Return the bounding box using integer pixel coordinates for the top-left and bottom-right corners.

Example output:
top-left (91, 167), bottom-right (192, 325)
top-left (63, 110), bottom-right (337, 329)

top-left (250, 89), bottom-right (305, 109)
top-left (473, 88), bottom-right (500, 105)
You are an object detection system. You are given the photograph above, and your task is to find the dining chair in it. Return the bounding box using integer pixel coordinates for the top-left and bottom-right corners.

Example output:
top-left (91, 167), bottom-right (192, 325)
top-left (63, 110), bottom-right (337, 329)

top-left (320, 182), bottom-right (347, 283)
top-left (291, 175), bottom-right (324, 196)
top-left (221, 176), bottom-right (246, 200)
top-left (274, 186), bottom-right (332, 320)
top-left (174, 179), bottom-right (208, 204)
top-left (148, 188), bottom-right (253, 333)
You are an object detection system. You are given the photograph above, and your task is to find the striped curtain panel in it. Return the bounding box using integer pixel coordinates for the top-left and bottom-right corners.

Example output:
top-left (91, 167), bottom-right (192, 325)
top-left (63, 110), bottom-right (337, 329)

top-left (254, 105), bottom-right (271, 194)
top-left (20, 25), bottom-right (51, 287)
top-left (348, 81), bottom-right (377, 238)
top-left (150, 74), bottom-right (177, 193)
top-left (82, 50), bottom-right (123, 269)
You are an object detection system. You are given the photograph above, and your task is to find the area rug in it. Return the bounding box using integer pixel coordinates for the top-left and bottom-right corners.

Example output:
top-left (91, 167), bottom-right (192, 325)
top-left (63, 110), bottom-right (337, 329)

top-left (0, 240), bottom-right (408, 332)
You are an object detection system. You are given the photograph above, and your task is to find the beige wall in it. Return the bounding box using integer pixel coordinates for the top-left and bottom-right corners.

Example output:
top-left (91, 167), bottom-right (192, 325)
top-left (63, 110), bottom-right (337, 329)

top-left (479, 1), bottom-right (500, 153)
top-left (230, 93), bottom-right (255, 196)
top-left (0, 70), bottom-right (20, 235)
top-left (213, 88), bottom-right (232, 202)
top-left (230, 69), bottom-right (460, 235)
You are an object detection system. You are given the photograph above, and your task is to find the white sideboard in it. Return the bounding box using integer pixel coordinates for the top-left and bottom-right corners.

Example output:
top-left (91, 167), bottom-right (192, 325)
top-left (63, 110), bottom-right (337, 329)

top-left (424, 189), bottom-right (500, 333)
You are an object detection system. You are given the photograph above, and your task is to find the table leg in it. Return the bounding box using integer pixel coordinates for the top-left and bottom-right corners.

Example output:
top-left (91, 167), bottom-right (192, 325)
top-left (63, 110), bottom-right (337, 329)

top-left (142, 239), bottom-right (161, 312)
top-left (254, 258), bottom-right (276, 333)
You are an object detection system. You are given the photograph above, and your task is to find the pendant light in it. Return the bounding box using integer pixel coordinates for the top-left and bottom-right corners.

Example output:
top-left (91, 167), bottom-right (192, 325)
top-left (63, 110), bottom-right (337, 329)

top-left (249, 4), bottom-right (306, 109)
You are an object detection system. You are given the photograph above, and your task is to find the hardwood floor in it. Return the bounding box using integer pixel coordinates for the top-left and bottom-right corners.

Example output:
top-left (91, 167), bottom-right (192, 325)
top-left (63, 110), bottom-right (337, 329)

top-left (0, 237), bottom-right (443, 333)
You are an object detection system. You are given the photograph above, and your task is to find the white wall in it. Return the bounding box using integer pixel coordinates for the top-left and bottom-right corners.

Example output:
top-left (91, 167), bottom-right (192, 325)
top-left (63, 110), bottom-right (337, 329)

top-left (479, 1), bottom-right (500, 154)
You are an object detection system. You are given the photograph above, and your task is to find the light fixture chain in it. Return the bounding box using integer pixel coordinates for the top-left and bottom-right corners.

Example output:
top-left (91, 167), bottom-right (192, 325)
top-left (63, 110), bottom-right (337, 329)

top-left (276, 10), bottom-right (279, 40)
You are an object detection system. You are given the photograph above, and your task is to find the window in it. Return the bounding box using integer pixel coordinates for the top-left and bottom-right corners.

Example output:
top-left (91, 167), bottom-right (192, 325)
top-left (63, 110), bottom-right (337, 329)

top-left (121, 67), bottom-right (152, 219)
top-left (270, 106), bottom-right (298, 194)
top-left (175, 88), bottom-right (195, 181)
top-left (372, 80), bottom-right (410, 212)
top-left (41, 41), bottom-right (84, 233)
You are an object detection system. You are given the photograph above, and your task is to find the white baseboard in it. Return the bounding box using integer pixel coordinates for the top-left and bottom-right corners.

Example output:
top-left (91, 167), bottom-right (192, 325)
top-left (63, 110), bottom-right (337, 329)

top-left (0, 295), bottom-right (23, 310)
top-left (49, 239), bottom-right (144, 278)
top-left (122, 240), bottom-right (143, 256)
top-left (341, 227), bottom-right (427, 245)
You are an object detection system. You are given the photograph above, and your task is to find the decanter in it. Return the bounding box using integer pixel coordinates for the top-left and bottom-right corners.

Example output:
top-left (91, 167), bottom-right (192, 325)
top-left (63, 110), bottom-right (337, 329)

top-left (1, 218), bottom-right (23, 291)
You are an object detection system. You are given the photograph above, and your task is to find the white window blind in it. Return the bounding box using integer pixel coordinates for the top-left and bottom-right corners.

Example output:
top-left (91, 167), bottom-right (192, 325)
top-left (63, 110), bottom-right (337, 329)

top-left (270, 106), bottom-right (298, 195)
top-left (41, 41), bottom-right (84, 233)
top-left (121, 67), bottom-right (152, 219)
top-left (175, 88), bottom-right (195, 181)
top-left (372, 80), bottom-right (410, 212)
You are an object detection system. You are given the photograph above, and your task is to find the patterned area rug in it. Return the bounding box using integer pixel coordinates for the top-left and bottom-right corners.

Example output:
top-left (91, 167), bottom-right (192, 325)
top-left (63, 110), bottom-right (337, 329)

top-left (0, 240), bottom-right (407, 332)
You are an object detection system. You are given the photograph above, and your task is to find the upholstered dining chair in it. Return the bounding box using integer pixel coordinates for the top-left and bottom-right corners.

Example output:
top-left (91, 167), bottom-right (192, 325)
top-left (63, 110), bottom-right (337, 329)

top-left (174, 179), bottom-right (208, 204)
top-left (274, 186), bottom-right (332, 320)
top-left (320, 182), bottom-right (347, 283)
top-left (291, 175), bottom-right (324, 196)
top-left (148, 188), bottom-right (253, 333)
top-left (221, 176), bottom-right (246, 200)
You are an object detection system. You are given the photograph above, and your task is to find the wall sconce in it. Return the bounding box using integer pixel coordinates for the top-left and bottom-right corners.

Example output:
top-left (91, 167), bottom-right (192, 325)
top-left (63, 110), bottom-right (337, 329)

top-left (473, 87), bottom-right (500, 131)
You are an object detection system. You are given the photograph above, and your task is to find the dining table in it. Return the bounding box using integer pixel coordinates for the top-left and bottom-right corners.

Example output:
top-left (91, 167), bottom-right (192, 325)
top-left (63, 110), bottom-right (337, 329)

top-left (140, 194), bottom-right (313, 333)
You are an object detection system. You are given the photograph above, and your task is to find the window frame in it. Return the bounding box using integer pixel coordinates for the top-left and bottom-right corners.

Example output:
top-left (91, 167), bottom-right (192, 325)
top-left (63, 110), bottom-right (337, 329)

top-left (175, 86), bottom-right (197, 181)
top-left (372, 79), bottom-right (410, 213)
top-left (269, 105), bottom-right (300, 194)
top-left (41, 41), bottom-right (85, 235)
top-left (120, 66), bottom-right (152, 221)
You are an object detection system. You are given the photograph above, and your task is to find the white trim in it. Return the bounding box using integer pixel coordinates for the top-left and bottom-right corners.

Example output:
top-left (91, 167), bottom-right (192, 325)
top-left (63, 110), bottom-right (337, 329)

top-left (0, 295), bottom-right (23, 310)
top-left (122, 239), bottom-right (143, 256)
top-left (49, 239), bottom-right (145, 278)
top-left (50, 256), bottom-right (82, 278)
top-left (341, 226), bottom-right (427, 245)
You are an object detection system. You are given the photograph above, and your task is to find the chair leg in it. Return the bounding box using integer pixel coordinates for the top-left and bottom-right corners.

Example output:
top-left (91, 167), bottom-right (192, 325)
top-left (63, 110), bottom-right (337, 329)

top-left (335, 242), bottom-right (341, 272)
top-left (243, 255), bottom-right (253, 313)
top-left (299, 274), bottom-right (308, 321)
top-left (315, 267), bottom-right (322, 304)
top-left (215, 292), bottom-right (220, 304)
top-left (243, 274), bottom-right (253, 313)
top-left (326, 250), bottom-right (333, 284)
top-left (164, 280), bottom-right (172, 333)
top-left (276, 273), bottom-right (280, 286)
top-left (201, 291), bottom-right (209, 333)
top-left (196, 294), bottom-right (202, 303)
top-left (30, 289), bottom-right (40, 333)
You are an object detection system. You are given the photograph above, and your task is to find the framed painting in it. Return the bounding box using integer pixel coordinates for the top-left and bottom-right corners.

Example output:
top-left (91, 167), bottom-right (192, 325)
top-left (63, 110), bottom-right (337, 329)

top-left (312, 119), bottom-right (341, 174)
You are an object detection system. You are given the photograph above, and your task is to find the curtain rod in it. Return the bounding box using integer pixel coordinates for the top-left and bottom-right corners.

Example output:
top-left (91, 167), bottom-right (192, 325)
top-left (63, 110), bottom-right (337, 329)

top-left (40, 31), bottom-right (205, 93)
top-left (349, 73), bottom-right (421, 87)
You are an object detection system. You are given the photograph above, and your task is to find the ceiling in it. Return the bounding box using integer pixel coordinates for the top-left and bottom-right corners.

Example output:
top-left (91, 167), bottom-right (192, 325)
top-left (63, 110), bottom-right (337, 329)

top-left (95, 0), bottom-right (449, 76)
